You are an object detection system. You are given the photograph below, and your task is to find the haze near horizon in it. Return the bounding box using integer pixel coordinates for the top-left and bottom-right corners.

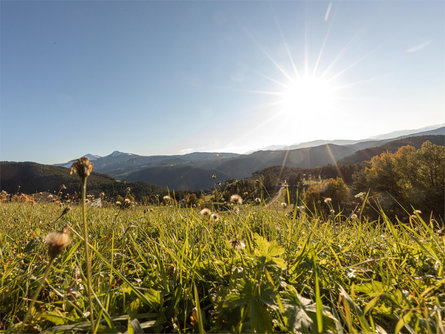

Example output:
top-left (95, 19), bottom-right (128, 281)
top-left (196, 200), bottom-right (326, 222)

top-left (1, 1), bottom-right (444, 164)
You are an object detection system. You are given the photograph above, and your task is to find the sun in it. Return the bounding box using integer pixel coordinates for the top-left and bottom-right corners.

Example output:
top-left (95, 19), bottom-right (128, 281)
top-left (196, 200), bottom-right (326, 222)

top-left (280, 75), bottom-right (336, 116)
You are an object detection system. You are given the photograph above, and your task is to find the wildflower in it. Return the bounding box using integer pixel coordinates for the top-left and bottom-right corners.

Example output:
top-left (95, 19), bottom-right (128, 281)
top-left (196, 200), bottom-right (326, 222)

top-left (70, 157), bottom-right (93, 179)
top-left (163, 195), bottom-right (172, 202)
top-left (45, 226), bottom-right (71, 259)
top-left (324, 197), bottom-right (332, 204)
top-left (230, 194), bottom-right (243, 205)
top-left (410, 214), bottom-right (417, 220)
top-left (61, 184), bottom-right (67, 190)
top-left (413, 210), bottom-right (422, 214)
top-left (211, 213), bottom-right (220, 222)
top-left (255, 197), bottom-right (261, 204)
top-left (100, 192), bottom-right (105, 197)
top-left (115, 201), bottom-right (121, 205)
top-left (233, 207), bottom-right (240, 214)
top-left (212, 174), bottom-right (216, 180)
top-left (124, 198), bottom-right (131, 204)
top-left (346, 268), bottom-right (356, 278)
top-left (200, 208), bottom-right (211, 216)
top-left (350, 213), bottom-right (358, 220)
top-left (330, 209), bottom-right (335, 215)
top-left (281, 202), bottom-right (287, 209)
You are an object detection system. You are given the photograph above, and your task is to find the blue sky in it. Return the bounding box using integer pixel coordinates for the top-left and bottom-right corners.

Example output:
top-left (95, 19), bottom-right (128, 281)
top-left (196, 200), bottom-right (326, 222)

top-left (1, 1), bottom-right (444, 164)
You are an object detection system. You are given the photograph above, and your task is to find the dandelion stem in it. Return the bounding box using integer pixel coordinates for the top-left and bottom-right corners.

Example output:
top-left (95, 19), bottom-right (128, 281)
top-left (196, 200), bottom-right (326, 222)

top-left (82, 176), bottom-right (95, 333)
top-left (21, 257), bottom-right (55, 333)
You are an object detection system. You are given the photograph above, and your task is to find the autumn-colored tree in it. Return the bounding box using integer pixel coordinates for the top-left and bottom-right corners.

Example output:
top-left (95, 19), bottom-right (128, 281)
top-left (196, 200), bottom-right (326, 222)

top-left (354, 141), bottom-right (444, 219)
top-left (303, 177), bottom-right (351, 214)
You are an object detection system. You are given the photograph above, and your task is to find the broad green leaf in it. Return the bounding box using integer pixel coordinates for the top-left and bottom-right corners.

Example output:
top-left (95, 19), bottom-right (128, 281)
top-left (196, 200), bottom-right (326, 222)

top-left (249, 299), bottom-right (273, 333)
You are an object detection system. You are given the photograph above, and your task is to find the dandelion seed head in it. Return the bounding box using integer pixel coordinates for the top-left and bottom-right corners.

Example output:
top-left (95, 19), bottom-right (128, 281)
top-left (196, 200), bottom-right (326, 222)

top-left (230, 194), bottom-right (243, 205)
top-left (45, 226), bottom-right (71, 259)
top-left (200, 208), bottom-right (211, 216)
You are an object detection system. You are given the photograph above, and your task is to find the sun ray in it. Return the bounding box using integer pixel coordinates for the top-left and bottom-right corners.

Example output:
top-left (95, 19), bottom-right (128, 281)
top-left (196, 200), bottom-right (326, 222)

top-left (332, 74), bottom-right (383, 92)
top-left (273, 12), bottom-right (301, 80)
top-left (312, 2), bottom-right (337, 76)
top-left (326, 51), bottom-right (373, 83)
top-left (304, 2), bottom-right (310, 76)
top-left (253, 70), bottom-right (288, 88)
top-left (243, 27), bottom-right (294, 82)
top-left (324, 144), bottom-right (344, 179)
top-left (237, 89), bottom-right (283, 96)
top-left (320, 31), bottom-right (363, 80)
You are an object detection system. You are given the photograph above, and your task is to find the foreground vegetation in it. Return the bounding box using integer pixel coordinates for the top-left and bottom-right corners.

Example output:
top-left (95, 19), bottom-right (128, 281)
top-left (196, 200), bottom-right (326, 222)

top-left (1, 200), bottom-right (444, 333)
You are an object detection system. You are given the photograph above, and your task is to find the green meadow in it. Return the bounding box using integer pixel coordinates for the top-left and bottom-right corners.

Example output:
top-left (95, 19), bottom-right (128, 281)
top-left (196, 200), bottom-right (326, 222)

top-left (1, 200), bottom-right (444, 333)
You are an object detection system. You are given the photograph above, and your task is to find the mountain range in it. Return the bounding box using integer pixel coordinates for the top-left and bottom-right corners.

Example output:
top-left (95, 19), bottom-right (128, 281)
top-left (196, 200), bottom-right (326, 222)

top-left (53, 125), bottom-right (445, 190)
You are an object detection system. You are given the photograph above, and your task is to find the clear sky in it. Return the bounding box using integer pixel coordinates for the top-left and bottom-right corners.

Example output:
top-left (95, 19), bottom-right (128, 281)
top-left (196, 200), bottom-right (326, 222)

top-left (1, 0), bottom-right (444, 164)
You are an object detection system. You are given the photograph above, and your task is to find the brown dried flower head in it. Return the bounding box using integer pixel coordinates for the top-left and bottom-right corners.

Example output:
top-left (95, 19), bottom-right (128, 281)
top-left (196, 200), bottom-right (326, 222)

top-left (45, 226), bottom-right (71, 259)
top-left (70, 157), bottom-right (93, 179)
top-left (61, 206), bottom-right (71, 217)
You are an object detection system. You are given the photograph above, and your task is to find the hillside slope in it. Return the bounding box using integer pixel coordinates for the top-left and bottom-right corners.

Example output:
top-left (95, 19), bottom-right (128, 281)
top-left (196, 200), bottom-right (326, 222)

top-left (0, 162), bottom-right (165, 200)
top-left (338, 135), bottom-right (445, 164)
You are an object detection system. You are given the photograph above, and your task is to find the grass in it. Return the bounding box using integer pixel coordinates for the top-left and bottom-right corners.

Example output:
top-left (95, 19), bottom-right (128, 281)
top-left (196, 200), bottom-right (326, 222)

top-left (0, 201), bottom-right (444, 333)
